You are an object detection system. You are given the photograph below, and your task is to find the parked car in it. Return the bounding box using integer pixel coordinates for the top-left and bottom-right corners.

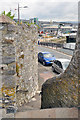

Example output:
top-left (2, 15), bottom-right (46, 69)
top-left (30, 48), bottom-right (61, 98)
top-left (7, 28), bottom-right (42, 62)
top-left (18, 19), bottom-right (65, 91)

top-left (52, 59), bottom-right (70, 73)
top-left (38, 52), bottom-right (56, 65)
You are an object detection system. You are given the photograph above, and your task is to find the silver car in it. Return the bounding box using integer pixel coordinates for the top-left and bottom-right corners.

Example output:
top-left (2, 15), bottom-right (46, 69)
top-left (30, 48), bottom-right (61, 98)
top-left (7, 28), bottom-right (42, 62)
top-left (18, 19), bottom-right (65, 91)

top-left (52, 59), bottom-right (70, 74)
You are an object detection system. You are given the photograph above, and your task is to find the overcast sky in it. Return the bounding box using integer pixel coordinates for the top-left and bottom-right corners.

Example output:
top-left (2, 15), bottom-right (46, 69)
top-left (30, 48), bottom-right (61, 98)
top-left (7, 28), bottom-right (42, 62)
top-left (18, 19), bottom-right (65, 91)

top-left (0, 0), bottom-right (79, 22)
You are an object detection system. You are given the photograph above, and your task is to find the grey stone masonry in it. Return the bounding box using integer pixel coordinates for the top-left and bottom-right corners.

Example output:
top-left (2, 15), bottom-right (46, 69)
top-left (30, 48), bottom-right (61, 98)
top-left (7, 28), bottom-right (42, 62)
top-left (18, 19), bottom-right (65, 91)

top-left (15, 24), bottom-right (38, 107)
top-left (0, 22), bottom-right (16, 118)
top-left (0, 17), bottom-right (38, 118)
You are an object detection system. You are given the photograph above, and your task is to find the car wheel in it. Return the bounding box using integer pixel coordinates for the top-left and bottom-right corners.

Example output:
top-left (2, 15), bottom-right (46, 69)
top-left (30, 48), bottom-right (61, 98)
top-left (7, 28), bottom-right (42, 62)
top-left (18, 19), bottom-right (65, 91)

top-left (52, 66), bottom-right (55, 72)
top-left (38, 59), bottom-right (40, 62)
top-left (43, 61), bottom-right (46, 66)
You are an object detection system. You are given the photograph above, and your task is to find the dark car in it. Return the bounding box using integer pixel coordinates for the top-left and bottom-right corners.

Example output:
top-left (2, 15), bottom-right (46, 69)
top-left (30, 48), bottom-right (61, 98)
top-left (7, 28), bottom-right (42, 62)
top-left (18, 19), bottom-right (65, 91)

top-left (38, 52), bottom-right (56, 65)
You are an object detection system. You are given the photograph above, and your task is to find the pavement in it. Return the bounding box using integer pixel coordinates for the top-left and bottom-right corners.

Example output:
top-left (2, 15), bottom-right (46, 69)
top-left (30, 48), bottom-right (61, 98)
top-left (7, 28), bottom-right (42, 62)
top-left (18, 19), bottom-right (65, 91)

top-left (15, 108), bottom-right (78, 118)
top-left (44, 45), bottom-right (73, 56)
top-left (17, 92), bottom-right (41, 112)
top-left (56, 48), bottom-right (73, 56)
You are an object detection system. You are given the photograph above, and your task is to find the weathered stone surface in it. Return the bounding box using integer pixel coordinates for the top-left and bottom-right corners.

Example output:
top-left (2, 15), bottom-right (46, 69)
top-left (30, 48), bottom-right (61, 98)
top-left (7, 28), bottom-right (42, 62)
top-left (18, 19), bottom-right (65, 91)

top-left (7, 24), bottom-right (16, 32)
top-left (2, 75), bottom-right (16, 87)
top-left (15, 25), bottom-right (38, 107)
top-left (2, 56), bottom-right (15, 64)
top-left (2, 70), bottom-right (15, 75)
top-left (2, 44), bottom-right (15, 56)
top-left (41, 26), bottom-right (79, 109)
top-left (0, 18), bottom-right (38, 118)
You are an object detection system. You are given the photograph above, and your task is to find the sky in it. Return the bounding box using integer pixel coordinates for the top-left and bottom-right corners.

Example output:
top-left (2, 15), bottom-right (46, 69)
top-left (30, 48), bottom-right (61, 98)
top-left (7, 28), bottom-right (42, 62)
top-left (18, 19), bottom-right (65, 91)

top-left (0, 0), bottom-right (79, 22)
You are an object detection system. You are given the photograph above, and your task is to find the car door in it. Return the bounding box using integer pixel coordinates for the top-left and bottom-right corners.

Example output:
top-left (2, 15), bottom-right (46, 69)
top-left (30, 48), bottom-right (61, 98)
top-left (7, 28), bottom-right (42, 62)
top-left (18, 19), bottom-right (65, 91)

top-left (53, 60), bottom-right (62, 73)
top-left (38, 53), bottom-right (42, 62)
top-left (38, 53), bottom-right (43, 62)
top-left (55, 61), bottom-right (60, 73)
top-left (40, 53), bottom-right (44, 62)
top-left (57, 61), bottom-right (63, 73)
top-left (53, 60), bottom-right (59, 72)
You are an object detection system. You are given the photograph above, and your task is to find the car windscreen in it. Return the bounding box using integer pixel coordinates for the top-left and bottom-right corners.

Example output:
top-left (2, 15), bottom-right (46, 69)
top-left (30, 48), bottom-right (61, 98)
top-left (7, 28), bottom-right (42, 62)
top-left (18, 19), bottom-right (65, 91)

top-left (62, 61), bottom-right (70, 70)
top-left (43, 53), bottom-right (52, 58)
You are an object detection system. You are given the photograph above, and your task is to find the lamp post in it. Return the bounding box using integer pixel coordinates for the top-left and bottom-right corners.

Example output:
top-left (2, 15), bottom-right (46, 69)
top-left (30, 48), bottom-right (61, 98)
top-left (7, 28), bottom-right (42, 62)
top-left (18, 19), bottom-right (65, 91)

top-left (18, 3), bottom-right (20, 24)
top-left (17, 3), bottom-right (28, 24)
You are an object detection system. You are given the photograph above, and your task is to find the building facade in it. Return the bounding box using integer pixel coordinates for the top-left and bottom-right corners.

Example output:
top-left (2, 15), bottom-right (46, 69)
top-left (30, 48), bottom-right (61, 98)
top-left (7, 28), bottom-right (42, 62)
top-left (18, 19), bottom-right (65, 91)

top-left (29, 18), bottom-right (38, 25)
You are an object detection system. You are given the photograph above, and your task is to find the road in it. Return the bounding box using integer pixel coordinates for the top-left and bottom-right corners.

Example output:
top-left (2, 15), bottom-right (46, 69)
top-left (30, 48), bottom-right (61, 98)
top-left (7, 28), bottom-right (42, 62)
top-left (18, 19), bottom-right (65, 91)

top-left (38, 46), bottom-right (72, 90)
top-left (38, 46), bottom-right (72, 60)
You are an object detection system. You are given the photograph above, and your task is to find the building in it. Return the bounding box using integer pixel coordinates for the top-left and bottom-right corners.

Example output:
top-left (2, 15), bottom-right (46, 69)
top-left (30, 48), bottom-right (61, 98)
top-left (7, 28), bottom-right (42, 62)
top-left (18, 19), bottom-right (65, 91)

top-left (43, 25), bottom-right (58, 33)
top-left (29, 18), bottom-right (38, 25)
top-left (43, 25), bottom-right (73, 33)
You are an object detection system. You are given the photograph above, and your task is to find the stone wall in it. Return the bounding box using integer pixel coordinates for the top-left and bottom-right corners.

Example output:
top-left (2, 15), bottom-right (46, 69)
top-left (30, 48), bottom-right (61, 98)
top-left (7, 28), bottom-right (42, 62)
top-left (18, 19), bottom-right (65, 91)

top-left (15, 24), bottom-right (38, 107)
top-left (41, 25), bottom-right (79, 109)
top-left (0, 22), bottom-right (38, 113)
top-left (0, 23), bottom-right (16, 118)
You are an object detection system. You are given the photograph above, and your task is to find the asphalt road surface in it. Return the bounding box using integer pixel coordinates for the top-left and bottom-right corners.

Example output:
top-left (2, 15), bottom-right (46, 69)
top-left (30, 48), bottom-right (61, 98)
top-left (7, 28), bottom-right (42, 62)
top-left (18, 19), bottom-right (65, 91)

top-left (38, 46), bottom-right (72, 60)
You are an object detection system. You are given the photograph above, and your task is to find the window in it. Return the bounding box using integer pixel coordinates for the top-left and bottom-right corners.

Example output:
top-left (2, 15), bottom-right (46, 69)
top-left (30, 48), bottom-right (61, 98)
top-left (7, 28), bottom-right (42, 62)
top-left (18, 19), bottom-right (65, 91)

top-left (58, 61), bottom-right (63, 68)
top-left (39, 53), bottom-right (43, 57)
top-left (54, 60), bottom-right (57, 64)
top-left (55, 61), bottom-right (62, 68)
top-left (43, 53), bottom-right (52, 58)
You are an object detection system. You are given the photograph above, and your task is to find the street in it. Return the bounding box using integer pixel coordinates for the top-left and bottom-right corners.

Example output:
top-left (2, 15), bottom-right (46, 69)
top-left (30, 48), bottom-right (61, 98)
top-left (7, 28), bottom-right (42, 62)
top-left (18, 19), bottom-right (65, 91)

top-left (38, 46), bottom-right (72, 60)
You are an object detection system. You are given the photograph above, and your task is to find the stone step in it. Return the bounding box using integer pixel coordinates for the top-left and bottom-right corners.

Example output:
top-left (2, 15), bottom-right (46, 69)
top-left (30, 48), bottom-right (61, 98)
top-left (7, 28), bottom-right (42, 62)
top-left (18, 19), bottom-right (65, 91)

top-left (15, 108), bottom-right (78, 118)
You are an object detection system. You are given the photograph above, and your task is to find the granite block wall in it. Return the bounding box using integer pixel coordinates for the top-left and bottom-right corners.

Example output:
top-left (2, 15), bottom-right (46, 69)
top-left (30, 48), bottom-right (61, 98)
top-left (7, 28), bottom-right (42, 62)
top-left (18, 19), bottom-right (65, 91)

top-left (15, 24), bottom-right (38, 107)
top-left (0, 22), bottom-right (38, 115)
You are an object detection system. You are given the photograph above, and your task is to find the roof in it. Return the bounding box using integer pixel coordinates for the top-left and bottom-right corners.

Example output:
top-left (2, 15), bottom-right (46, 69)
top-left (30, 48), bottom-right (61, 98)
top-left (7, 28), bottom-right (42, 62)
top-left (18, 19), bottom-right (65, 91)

top-left (44, 26), bottom-right (58, 29)
top-left (38, 52), bottom-right (50, 54)
top-left (0, 15), bottom-right (16, 25)
top-left (44, 26), bottom-right (72, 29)
top-left (41, 52), bottom-right (50, 54)
top-left (55, 58), bottom-right (70, 63)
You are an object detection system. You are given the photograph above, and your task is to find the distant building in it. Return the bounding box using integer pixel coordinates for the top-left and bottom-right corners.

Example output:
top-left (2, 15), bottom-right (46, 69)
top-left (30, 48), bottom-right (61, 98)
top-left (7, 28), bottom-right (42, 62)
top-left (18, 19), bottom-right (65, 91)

top-left (14, 19), bottom-right (29, 24)
top-left (66, 29), bottom-right (77, 43)
top-left (43, 25), bottom-right (72, 34)
top-left (29, 18), bottom-right (38, 25)
top-left (29, 18), bottom-right (34, 24)
top-left (43, 25), bottom-right (58, 33)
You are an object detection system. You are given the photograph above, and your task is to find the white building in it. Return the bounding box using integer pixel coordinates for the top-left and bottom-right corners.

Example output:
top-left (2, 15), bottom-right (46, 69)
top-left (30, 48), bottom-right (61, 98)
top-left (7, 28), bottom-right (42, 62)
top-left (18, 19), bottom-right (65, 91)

top-left (43, 25), bottom-right (72, 34)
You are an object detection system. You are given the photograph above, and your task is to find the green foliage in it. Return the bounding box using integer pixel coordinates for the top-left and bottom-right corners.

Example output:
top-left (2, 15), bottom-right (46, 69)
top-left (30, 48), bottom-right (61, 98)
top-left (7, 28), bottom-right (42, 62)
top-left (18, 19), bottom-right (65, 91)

top-left (6, 11), bottom-right (11, 17)
top-left (1, 11), bottom-right (5, 15)
top-left (36, 25), bottom-right (40, 29)
top-left (17, 21), bottom-right (19, 24)
top-left (27, 22), bottom-right (34, 26)
top-left (6, 11), bottom-right (15, 20)
top-left (26, 22), bottom-right (32, 27)
top-left (24, 22), bottom-right (40, 29)
top-left (10, 15), bottom-right (15, 20)
top-left (1, 10), bottom-right (15, 20)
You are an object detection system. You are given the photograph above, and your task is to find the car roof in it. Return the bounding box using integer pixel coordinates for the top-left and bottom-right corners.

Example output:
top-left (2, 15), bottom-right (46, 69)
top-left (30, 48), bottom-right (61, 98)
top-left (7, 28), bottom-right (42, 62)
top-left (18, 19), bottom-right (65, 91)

top-left (39, 52), bottom-right (50, 54)
top-left (55, 58), bottom-right (70, 63)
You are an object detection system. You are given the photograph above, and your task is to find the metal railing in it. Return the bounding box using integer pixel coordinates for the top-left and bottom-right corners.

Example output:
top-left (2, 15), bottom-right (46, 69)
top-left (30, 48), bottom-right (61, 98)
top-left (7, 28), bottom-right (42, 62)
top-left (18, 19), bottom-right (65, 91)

top-left (39, 42), bottom-right (63, 48)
